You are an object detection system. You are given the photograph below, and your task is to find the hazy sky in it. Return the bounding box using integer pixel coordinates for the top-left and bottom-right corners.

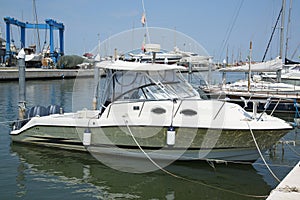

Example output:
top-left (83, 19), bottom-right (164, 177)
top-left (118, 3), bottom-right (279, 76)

top-left (1, 0), bottom-right (299, 62)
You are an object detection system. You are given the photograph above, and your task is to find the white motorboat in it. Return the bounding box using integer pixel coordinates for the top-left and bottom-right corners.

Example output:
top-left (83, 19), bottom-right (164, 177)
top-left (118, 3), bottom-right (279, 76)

top-left (124, 43), bottom-right (182, 64)
top-left (174, 47), bottom-right (216, 71)
top-left (126, 51), bottom-right (182, 64)
top-left (24, 46), bottom-right (43, 63)
top-left (11, 60), bottom-right (292, 163)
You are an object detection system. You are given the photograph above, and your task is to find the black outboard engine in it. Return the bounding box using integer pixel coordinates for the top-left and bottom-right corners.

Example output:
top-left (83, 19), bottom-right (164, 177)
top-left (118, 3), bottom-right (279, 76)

top-left (12, 105), bottom-right (64, 131)
top-left (26, 106), bottom-right (48, 118)
top-left (12, 105), bottom-right (47, 131)
top-left (47, 104), bottom-right (64, 115)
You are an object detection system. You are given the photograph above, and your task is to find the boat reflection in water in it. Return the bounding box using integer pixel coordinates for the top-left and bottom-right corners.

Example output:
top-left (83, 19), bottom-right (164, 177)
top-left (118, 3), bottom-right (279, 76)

top-left (11, 143), bottom-right (271, 199)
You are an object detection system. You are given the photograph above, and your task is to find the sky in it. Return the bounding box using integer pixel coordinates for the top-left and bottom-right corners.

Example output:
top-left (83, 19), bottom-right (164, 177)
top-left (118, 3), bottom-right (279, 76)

top-left (0, 0), bottom-right (299, 63)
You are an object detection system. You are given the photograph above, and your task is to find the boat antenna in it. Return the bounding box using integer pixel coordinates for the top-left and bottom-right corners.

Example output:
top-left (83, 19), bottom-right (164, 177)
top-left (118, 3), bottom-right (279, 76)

top-left (141, 0), bottom-right (151, 44)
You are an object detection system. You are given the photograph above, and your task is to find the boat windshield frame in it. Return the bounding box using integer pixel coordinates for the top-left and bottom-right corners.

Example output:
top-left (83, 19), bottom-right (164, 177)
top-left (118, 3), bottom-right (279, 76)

top-left (99, 68), bottom-right (199, 107)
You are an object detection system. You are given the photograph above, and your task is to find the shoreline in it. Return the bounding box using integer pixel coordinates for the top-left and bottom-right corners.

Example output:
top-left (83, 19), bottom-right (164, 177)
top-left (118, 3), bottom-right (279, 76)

top-left (0, 67), bottom-right (95, 81)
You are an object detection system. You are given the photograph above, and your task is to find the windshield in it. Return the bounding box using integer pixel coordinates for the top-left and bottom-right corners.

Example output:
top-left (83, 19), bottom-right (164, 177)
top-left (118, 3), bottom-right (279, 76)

top-left (102, 69), bottom-right (200, 102)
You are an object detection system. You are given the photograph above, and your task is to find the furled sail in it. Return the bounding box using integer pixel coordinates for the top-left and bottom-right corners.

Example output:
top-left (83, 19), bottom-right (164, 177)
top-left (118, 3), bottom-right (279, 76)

top-left (220, 56), bottom-right (283, 72)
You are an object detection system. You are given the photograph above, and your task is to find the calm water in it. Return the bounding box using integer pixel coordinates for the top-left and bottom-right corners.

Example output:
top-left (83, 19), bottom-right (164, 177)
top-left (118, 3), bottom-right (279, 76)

top-left (0, 74), bottom-right (299, 199)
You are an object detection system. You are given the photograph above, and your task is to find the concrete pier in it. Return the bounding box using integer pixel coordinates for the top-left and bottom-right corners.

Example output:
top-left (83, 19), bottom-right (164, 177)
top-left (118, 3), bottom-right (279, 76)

top-left (267, 161), bottom-right (300, 200)
top-left (0, 68), bottom-right (95, 81)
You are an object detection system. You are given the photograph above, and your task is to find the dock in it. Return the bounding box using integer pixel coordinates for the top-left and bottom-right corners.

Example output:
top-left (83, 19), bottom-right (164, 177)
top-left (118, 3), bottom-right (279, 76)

top-left (0, 67), bottom-right (95, 81)
top-left (267, 161), bottom-right (300, 200)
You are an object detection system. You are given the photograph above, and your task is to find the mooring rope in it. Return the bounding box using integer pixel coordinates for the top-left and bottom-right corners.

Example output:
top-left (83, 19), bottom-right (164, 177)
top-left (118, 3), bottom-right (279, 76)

top-left (124, 119), bottom-right (268, 199)
top-left (247, 122), bottom-right (281, 183)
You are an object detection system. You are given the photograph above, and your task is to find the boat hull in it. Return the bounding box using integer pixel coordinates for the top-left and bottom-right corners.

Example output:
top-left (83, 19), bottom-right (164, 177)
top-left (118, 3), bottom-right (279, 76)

top-left (11, 124), bottom-right (289, 162)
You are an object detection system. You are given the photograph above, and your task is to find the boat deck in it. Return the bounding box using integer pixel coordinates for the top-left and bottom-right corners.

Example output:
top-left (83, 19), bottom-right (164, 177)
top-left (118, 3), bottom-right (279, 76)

top-left (267, 161), bottom-right (300, 200)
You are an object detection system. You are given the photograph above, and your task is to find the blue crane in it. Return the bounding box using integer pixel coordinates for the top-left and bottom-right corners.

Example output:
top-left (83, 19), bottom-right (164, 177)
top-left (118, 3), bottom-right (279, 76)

top-left (4, 16), bottom-right (64, 64)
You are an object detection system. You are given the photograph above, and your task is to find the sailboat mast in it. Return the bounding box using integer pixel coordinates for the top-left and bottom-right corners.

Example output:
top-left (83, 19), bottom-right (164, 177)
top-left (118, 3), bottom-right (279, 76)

top-left (277, 0), bottom-right (286, 83)
top-left (285, 0), bottom-right (292, 60)
top-left (32, 0), bottom-right (41, 53)
top-left (279, 0), bottom-right (286, 59)
top-left (248, 41), bottom-right (252, 92)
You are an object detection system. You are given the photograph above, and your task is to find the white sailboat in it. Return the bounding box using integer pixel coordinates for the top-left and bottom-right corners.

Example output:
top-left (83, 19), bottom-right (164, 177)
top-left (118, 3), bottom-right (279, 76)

top-left (203, 55), bottom-right (300, 113)
top-left (262, 61), bottom-right (300, 82)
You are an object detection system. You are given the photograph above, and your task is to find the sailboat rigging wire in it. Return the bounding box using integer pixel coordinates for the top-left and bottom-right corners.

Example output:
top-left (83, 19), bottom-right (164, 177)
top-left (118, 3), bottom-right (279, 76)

top-left (32, 0), bottom-right (41, 53)
top-left (42, 28), bottom-right (48, 52)
top-left (262, 6), bottom-right (283, 62)
top-left (247, 122), bottom-right (281, 183)
top-left (124, 119), bottom-right (268, 198)
top-left (291, 42), bottom-right (300, 59)
top-left (218, 0), bottom-right (244, 62)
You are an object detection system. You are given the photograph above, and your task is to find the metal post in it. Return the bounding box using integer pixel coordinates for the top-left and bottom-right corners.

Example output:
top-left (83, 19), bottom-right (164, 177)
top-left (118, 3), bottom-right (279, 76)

top-left (114, 48), bottom-right (118, 61)
top-left (5, 22), bottom-right (11, 64)
top-left (188, 62), bottom-right (192, 83)
top-left (222, 59), bottom-right (226, 86)
top-left (93, 65), bottom-right (99, 110)
top-left (276, 70), bottom-right (282, 82)
top-left (285, 0), bottom-right (293, 59)
top-left (208, 58), bottom-right (212, 85)
top-left (59, 28), bottom-right (64, 56)
top-left (17, 49), bottom-right (26, 119)
top-left (277, 0), bottom-right (286, 83)
top-left (248, 41), bottom-right (252, 92)
top-left (20, 26), bottom-right (26, 48)
top-left (49, 24), bottom-right (54, 62)
top-left (280, 0), bottom-right (286, 59)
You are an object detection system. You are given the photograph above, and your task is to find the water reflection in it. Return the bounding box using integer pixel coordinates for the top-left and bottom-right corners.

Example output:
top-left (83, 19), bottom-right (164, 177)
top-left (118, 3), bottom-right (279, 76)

top-left (11, 143), bottom-right (271, 199)
top-left (2, 76), bottom-right (299, 199)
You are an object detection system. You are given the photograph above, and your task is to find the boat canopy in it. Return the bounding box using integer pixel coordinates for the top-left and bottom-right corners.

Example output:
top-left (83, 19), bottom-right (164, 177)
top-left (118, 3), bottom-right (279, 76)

top-left (96, 60), bottom-right (186, 71)
top-left (219, 56), bottom-right (283, 72)
top-left (97, 60), bottom-right (199, 106)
